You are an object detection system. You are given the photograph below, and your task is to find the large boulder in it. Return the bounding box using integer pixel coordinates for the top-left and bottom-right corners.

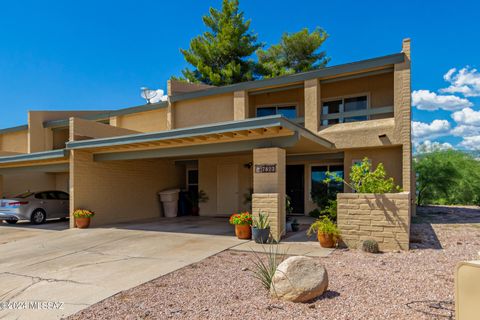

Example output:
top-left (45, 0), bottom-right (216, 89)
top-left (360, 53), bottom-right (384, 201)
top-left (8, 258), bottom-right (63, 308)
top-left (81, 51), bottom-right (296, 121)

top-left (270, 256), bottom-right (328, 302)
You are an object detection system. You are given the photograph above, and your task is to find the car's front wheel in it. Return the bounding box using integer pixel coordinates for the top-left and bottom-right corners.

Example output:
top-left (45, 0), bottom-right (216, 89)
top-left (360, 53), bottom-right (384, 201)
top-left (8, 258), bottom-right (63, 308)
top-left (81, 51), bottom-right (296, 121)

top-left (5, 220), bottom-right (18, 224)
top-left (31, 210), bottom-right (46, 225)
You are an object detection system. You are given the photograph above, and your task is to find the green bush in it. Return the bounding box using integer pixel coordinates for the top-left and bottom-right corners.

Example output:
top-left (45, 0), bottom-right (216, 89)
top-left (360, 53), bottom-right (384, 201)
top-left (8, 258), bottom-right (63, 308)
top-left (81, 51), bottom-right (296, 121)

top-left (415, 150), bottom-right (480, 205)
top-left (308, 199), bottom-right (337, 222)
top-left (325, 158), bottom-right (401, 193)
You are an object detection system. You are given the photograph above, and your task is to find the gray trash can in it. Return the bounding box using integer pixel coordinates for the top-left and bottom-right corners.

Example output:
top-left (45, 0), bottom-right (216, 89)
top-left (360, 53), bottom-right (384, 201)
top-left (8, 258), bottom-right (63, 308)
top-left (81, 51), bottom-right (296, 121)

top-left (159, 189), bottom-right (180, 217)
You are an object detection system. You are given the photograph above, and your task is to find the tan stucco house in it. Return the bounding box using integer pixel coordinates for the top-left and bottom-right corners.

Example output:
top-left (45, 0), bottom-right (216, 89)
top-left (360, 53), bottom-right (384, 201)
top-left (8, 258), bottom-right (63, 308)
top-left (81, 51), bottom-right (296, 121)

top-left (0, 39), bottom-right (413, 241)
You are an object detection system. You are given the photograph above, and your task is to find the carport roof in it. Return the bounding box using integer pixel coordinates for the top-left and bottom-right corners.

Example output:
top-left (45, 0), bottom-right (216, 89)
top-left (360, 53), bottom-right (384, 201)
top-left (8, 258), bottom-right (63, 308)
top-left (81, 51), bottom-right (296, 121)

top-left (68, 115), bottom-right (332, 149)
top-left (66, 115), bottom-right (334, 161)
top-left (0, 149), bottom-right (69, 173)
top-left (0, 149), bottom-right (68, 164)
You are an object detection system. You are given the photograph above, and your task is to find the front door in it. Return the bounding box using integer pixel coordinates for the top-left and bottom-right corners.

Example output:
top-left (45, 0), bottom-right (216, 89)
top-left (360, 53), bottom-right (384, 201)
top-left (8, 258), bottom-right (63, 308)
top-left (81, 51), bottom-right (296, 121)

top-left (217, 164), bottom-right (239, 214)
top-left (286, 165), bottom-right (305, 214)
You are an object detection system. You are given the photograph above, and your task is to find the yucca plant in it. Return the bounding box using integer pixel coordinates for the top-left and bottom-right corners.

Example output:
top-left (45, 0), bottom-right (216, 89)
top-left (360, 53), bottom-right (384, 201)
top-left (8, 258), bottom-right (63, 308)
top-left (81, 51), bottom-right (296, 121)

top-left (250, 244), bottom-right (286, 291)
top-left (253, 212), bottom-right (270, 229)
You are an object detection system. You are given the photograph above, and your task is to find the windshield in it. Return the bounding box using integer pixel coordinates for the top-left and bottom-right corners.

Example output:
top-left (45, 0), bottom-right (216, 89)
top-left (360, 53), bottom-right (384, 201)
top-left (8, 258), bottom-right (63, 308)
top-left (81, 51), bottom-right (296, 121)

top-left (13, 192), bottom-right (34, 199)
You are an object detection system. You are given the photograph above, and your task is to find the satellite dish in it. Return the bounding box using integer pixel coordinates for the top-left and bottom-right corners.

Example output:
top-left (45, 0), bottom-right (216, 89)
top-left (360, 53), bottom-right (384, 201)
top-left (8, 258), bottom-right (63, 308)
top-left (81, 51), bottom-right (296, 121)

top-left (140, 87), bottom-right (158, 104)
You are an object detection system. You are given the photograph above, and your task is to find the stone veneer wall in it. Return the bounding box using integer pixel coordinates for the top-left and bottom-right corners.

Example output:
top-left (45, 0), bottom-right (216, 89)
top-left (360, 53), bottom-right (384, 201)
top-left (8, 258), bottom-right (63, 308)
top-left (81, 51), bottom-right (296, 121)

top-left (252, 193), bottom-right (284, 241)
top-left (337, 192), bottom-right (411, 251)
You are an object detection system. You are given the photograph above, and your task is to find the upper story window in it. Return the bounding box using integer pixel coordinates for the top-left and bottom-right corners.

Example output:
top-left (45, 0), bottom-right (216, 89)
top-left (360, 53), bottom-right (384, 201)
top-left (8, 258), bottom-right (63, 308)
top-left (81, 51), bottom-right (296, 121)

top-left (322, 95), bottom-right (368, 126)
top-left (256, 105), bottom-right (297, 119)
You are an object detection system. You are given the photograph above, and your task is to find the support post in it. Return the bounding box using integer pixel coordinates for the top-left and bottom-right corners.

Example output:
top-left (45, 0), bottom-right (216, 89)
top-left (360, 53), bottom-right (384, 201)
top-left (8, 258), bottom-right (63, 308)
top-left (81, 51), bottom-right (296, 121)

top-left (252, 147), bottom-right (286, 240)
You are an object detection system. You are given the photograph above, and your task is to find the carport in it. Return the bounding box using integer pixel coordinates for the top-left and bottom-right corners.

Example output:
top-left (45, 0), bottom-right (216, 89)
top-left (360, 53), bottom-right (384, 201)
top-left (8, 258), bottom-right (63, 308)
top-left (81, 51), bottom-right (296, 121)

top-left (0, 149), bottom-right (70, 208)
top-left (66, 115), bottom-right (334, 239)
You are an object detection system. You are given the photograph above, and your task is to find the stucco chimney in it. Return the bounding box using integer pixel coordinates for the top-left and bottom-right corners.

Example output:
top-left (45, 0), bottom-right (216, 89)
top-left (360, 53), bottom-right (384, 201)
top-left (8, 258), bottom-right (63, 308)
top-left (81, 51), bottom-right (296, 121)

top-left (402, 38), bottom-right (411, 59)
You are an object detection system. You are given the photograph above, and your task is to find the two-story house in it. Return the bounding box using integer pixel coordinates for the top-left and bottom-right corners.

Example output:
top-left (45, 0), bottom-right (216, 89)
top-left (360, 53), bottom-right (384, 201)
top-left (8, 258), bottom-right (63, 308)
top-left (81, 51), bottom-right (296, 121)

top-left (0, 39), bottom-right (412, 240)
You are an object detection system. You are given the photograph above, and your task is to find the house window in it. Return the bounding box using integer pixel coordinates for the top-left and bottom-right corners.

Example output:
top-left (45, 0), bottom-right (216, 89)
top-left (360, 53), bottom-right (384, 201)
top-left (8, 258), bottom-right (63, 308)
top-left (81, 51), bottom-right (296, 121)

top-left (311, 164), bottom-right (344, 198)
top-left (322, 95), bottom-right (368, 126)
top-left (187, 169), bottom-right (198, 194)
top-left (322, 100), bottom-right (342, 125)
top-left (344, 96), bottom-right (368, 122)
top-left (256, 105), bottom-right (297, 119)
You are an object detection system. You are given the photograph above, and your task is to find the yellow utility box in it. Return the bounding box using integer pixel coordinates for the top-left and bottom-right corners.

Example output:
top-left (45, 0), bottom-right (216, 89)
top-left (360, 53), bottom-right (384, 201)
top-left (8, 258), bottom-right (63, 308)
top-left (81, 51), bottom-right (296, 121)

top-left (456, 260), bottom-right (480, 320)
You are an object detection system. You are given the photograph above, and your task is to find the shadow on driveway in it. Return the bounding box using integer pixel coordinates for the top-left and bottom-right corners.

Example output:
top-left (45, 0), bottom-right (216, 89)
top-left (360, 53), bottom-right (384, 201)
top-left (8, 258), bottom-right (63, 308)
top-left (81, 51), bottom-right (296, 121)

top-left (0, 218), bottom-right (69, 231)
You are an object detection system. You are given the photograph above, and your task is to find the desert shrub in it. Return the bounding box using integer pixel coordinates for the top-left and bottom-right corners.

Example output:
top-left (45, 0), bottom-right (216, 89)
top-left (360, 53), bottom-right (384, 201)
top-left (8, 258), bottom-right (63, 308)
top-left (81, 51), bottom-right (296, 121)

top-left (250, 245), bottom-right (286, 290)
top-left (362, 239), bottom-right (380, 253)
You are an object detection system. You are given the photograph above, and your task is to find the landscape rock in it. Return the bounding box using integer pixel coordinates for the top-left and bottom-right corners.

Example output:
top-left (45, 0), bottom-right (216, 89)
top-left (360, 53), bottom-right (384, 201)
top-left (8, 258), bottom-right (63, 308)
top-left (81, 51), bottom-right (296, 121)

top-left (270, 256), bottom-right (328, 302)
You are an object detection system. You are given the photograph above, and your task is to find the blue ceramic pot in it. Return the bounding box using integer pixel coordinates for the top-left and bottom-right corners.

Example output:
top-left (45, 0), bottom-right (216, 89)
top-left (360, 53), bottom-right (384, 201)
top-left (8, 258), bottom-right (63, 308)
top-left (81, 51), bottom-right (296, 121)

top-left (252, 227), bottom-right (270, 243)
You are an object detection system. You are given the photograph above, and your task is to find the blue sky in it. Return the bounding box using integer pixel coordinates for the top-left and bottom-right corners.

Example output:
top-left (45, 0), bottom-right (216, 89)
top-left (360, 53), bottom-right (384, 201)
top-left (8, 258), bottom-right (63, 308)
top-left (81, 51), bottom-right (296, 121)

top-left (0, 0), bottom-right (479, 151)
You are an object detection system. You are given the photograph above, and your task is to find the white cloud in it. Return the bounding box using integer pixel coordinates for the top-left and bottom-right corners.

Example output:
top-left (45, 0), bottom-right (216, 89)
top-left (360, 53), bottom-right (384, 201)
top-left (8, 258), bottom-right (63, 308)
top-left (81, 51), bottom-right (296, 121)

top-left (412, 90), bottom-right (472, 111)
top-left (412, 120), bottom-right (451, 142)
top-left (440, 67), bottom-right (480, 97)
top-left (415, 140), bottom-right (454, 153)
top-left (451, 107), bottom-right (480, 126)
top-left (459, 136), bottom-right (480, 150)
top-left (450, 124), bottom-right (480, 137)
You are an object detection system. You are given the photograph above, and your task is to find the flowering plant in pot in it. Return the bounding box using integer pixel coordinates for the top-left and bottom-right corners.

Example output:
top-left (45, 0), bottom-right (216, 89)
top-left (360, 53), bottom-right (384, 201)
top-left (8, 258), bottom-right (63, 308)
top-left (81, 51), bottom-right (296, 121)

top-left (307, 216), bottom-right (340, 248)
top-left (73, 209), bottom-right (95, 229)
top-left (229, 212), bottom-right (252, 239)
top-left (252, 212), bottom-right (270, 243)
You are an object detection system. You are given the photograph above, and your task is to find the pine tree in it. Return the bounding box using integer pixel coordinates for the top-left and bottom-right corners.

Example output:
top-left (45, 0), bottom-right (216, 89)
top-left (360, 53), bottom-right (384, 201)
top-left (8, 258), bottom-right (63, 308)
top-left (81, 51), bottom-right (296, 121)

top-left (256, 28), bottom-right (329, 78)
top-left (180, 0), bottom-right (261, 86)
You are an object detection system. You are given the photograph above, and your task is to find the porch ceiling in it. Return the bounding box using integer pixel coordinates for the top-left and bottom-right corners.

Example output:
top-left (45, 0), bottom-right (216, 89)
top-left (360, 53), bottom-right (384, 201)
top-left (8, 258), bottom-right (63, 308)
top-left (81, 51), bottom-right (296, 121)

top-left (66, 115), bottom-right (334, 161)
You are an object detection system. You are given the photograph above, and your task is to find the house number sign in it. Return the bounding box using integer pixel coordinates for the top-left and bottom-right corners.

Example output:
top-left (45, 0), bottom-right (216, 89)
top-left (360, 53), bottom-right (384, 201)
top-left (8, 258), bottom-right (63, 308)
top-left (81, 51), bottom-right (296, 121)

top-left (255, 164), bottom-right (277, 173)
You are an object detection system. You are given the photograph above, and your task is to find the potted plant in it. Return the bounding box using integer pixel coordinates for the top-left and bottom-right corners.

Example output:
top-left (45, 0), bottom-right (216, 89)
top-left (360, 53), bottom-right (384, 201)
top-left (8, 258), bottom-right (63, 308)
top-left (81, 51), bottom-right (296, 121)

top-left (229, 212), bottom-right (252, 239)
top-left (73, 209), bottom-right (95, 229)
top-left (307, 216), bottom-right (340, 248)
top-left (252, 212), bottom-right (270, 243)
top-left (187, 190), bottom-right (209, 216)
top-left (291, 218), bottom-right (300, 232)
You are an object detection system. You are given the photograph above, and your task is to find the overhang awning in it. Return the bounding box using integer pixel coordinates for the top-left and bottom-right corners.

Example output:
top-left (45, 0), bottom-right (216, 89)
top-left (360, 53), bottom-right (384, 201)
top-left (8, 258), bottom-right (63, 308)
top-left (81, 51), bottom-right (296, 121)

top-left (66, 115), bottom-right (334, 161)
top-left (0, 149), bottom-right (69, 173)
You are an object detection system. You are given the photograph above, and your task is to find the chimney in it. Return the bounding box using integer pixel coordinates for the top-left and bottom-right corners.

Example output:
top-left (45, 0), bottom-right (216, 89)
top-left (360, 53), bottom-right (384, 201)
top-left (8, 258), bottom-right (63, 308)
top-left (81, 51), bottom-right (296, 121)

top-left (402, 38), bottom-right (411, 59)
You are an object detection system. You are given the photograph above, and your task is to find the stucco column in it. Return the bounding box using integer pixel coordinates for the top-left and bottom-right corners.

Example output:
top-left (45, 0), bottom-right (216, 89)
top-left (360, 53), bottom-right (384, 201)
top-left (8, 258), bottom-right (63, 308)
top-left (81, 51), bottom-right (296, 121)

top-left (69, 149), bottom-right (94, 228)
top-left (167, 100), bottom-right (174, 130)
top-left (234, 90), bottom-right (249, 120)
top-left (304, 79), bottom-right (321, 132)
top-left (252, 147), bottom-right (286, 241)
top-left (109, 116), bottom-right (119, 127)
top-left (394, 38), bottom-right (414, 213)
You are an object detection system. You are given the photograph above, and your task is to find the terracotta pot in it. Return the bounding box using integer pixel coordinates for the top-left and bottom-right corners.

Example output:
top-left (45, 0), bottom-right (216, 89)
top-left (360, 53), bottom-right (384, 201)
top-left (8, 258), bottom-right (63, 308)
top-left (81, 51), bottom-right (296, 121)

top-left (75, 217), bottom-right (91, 229)
top-left (235, 224), bottom-right (252, 239)
top-left (191, 207), bottom-right (200, 216)
top-left (317, 232), bottom-right (335, 248)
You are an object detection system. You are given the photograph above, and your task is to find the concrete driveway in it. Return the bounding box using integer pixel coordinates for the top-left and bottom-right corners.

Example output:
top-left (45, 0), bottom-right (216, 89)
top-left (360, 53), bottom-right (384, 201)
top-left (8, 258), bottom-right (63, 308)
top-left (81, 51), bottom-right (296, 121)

top-left (0, 217), bottom-right (245, 319)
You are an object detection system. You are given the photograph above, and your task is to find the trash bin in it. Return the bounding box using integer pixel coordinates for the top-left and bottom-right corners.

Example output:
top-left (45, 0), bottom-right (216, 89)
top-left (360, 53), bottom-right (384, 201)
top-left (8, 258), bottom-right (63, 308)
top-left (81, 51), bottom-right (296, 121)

top-left (159, 189), bottom-right (180, 217)
top-left (178, 190), bottom-right (189, 216)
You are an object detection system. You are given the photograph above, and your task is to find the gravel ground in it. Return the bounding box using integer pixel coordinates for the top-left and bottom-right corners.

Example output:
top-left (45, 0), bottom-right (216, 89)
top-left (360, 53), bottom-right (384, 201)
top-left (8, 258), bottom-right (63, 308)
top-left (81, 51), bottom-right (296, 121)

top-left (68, 206), bottom-right (480, 320)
